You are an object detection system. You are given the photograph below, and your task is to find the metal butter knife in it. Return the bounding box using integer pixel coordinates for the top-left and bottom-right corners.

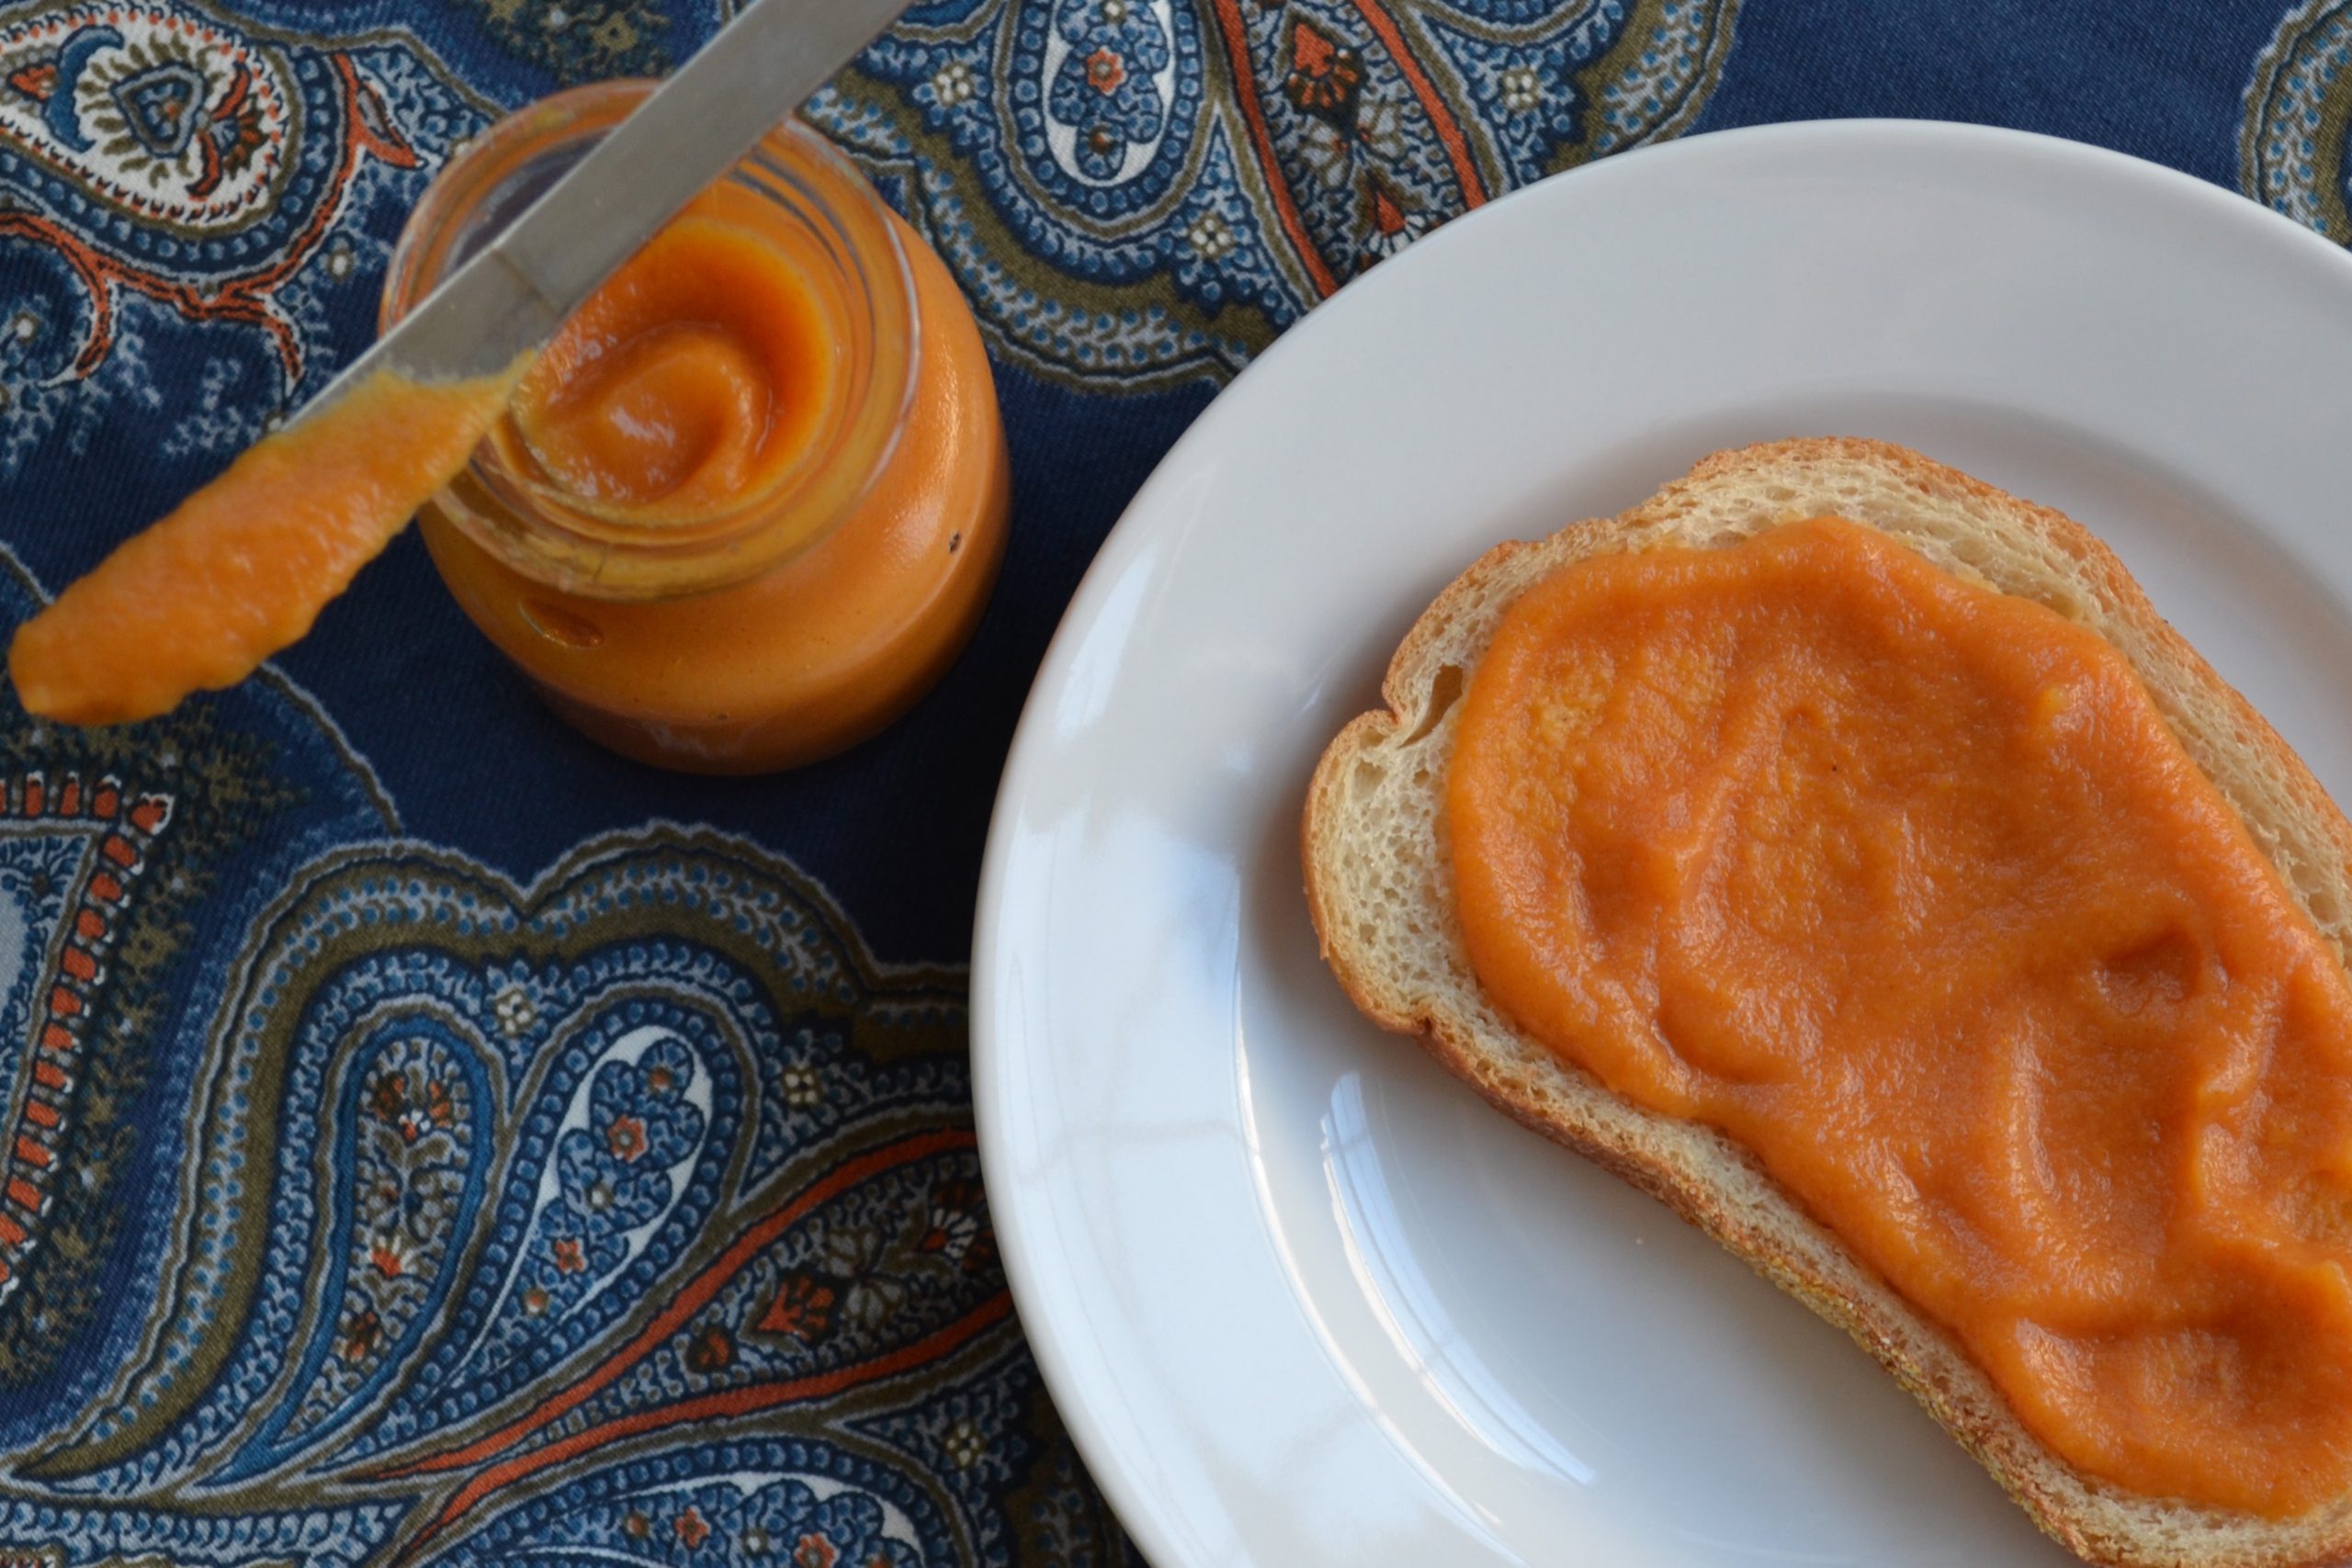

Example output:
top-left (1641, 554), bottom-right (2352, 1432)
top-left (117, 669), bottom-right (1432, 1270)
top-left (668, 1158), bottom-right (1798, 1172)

top-left (300, 0), bottom-right (910, 416)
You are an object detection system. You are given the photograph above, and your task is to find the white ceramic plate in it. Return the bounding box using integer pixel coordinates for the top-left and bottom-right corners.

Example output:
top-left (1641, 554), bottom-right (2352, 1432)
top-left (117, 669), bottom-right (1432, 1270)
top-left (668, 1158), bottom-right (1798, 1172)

top-left (972, 120), bottom-right (2352, 1567)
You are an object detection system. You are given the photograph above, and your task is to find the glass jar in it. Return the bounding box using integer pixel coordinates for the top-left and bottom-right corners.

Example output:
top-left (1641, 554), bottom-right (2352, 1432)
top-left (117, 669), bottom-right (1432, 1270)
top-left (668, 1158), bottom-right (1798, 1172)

top-left (381, 82), bottom-right (1010, 773)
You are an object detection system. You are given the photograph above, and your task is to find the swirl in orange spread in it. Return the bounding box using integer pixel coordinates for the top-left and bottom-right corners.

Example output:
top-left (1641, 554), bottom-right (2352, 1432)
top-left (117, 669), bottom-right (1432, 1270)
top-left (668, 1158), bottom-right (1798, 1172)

top-left (505, 214), bottom-right (838, 528)
top-left (1448, 516), bottom-right (2352, 1516)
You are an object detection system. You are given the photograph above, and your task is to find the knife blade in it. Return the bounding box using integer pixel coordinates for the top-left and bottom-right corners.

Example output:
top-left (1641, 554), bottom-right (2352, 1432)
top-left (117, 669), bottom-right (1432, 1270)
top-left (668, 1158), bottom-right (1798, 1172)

top-left (299, 0), bottom-right (910, 418)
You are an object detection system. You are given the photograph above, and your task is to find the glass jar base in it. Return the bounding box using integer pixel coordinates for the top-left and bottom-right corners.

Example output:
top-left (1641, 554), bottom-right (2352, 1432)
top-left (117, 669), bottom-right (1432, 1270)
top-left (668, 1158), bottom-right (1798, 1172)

top-left (533, 683), bottom-right (907, 774)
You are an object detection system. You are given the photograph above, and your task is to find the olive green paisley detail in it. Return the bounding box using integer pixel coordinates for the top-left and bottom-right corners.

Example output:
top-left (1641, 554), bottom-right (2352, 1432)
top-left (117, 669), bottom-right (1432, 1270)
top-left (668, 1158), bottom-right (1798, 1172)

top-left (1558, 0), bottom-right (1742, 174)
top-left (2243, 0), bottom-right (2352, 243)
top-left (452, 0), bottom-right (685, 85)
top-left (819, 73), bottom-right (1290, 392)
top-left (807, 0), bottom-right (1742, 394)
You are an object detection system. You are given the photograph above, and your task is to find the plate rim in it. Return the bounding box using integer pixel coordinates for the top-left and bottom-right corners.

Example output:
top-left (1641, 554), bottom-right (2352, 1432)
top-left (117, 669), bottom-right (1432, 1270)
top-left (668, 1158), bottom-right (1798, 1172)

top-left (969, 115), bottom-right (2352, 1567)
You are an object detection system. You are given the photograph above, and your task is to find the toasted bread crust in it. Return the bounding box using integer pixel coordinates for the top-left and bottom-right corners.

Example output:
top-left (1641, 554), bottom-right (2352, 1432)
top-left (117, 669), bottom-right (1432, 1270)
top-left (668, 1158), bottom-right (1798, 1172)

top-left (1302, 438), bottom-right (2352, 1568)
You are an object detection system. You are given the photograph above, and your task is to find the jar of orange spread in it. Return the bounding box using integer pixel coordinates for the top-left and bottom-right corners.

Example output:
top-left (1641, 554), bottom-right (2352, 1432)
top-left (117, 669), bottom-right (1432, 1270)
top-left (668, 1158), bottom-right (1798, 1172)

top-left (381, 82), bottom-right (1008, 773)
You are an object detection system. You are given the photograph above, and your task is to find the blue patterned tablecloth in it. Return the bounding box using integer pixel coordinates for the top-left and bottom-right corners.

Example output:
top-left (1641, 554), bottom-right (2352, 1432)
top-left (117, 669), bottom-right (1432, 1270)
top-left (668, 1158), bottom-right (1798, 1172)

top-left (0, 0), bottom-right (2344, 1562)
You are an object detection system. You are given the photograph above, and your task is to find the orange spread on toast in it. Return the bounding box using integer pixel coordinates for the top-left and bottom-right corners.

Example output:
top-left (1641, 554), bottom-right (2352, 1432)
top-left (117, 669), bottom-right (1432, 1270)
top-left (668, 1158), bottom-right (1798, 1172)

top-left (1447, 515), bottom-right (2352, 1516)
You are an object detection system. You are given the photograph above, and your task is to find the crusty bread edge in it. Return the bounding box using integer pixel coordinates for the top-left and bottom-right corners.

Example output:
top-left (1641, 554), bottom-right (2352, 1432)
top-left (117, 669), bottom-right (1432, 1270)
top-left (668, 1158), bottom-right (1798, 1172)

top-left (1302, 437), bottom-right (2352, 1568)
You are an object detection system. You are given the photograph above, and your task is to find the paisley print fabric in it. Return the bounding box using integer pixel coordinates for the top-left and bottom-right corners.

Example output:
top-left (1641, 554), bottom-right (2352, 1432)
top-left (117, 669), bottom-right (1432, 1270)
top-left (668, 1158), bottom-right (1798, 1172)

top-left (0, 0), bottom-right (1742, 448)
top-left (0, 471), bottom-right (1128, 1561)
top-left (0, 551), bottom-right (396, 1423)
top-left (0, 607), bottom-right (1126, 1563)
top-left (2243, 0), bottom-right (2352, 243)
top-left (0, 0), bottom-right (492, 465)
top-left (2, 1), bottom-right (2351, 1564)
top-left (813, 0), bottom-right (1740, 388)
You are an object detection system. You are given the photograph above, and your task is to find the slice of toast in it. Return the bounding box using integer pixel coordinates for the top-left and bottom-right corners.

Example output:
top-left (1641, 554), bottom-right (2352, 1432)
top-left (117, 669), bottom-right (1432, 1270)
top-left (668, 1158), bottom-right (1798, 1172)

top-left (1301, 438), bottom-right (2352, 1568)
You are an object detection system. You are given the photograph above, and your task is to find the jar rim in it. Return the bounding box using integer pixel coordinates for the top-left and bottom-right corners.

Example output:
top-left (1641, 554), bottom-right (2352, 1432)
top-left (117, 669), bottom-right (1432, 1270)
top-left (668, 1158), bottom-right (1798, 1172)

top-left (380, 80), bottom-right (922, 600)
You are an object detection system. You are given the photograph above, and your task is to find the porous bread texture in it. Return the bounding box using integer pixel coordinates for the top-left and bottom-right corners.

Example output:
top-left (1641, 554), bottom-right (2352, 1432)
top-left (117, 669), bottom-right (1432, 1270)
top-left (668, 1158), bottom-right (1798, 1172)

top-left (1301, 438), bottom-right (2352, 1568)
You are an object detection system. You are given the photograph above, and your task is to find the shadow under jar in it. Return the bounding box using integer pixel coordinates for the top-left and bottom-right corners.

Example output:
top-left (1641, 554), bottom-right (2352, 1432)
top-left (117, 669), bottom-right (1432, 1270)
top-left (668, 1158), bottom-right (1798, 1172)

top-left (382, 81), bottom-right (1010, 773)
